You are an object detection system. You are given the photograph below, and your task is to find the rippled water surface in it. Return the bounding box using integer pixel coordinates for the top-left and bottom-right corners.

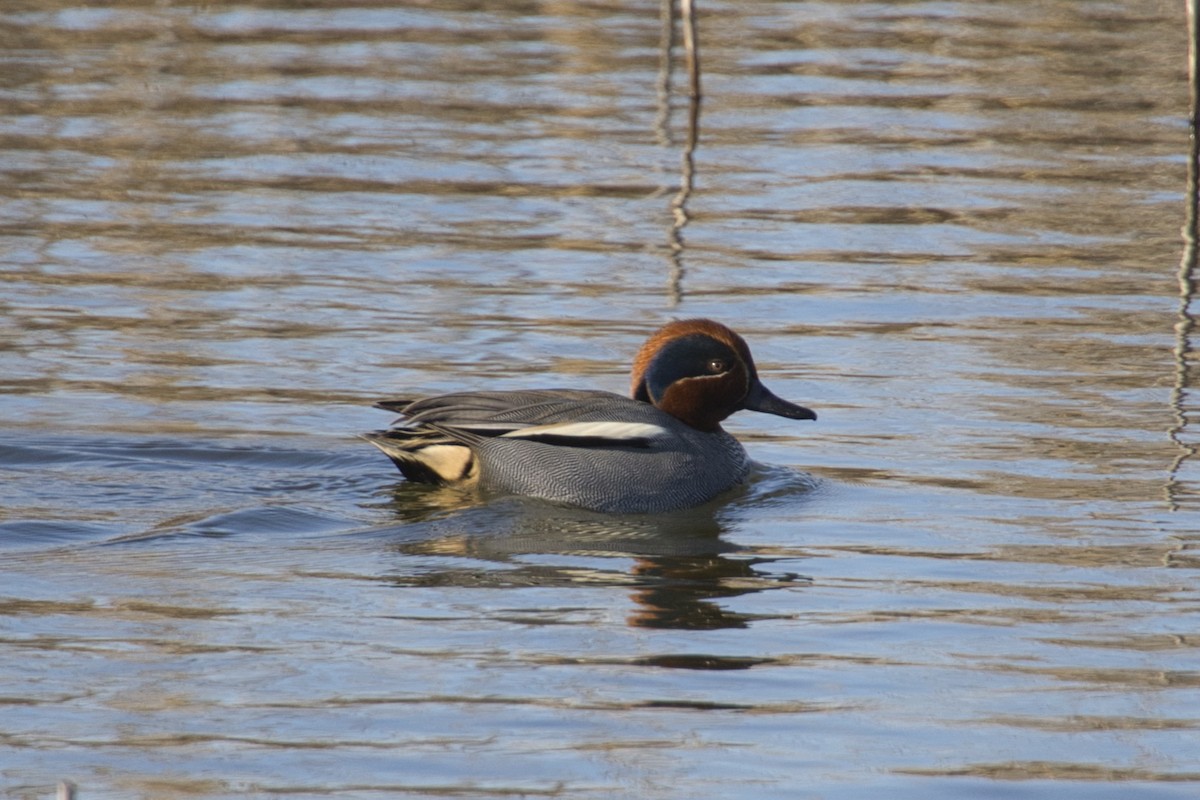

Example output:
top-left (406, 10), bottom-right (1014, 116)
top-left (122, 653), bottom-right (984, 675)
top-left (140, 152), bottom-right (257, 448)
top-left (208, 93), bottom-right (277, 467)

top-left (3, 1), bottom-right (1199, 798)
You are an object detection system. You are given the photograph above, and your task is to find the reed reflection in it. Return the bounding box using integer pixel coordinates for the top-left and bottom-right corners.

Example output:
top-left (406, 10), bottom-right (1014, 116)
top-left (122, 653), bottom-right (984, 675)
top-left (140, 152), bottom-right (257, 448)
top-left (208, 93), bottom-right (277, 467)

top-left (1169, 0), bottom-right (1200, 510)
top-left (657, 0), bottom-right (703, 306)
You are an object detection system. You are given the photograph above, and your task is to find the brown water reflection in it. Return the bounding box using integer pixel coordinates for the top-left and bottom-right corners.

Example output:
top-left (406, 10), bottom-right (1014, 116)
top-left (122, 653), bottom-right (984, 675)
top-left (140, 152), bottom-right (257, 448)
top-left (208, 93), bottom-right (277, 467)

top-left (3, 0), bottom-right (1200, 798)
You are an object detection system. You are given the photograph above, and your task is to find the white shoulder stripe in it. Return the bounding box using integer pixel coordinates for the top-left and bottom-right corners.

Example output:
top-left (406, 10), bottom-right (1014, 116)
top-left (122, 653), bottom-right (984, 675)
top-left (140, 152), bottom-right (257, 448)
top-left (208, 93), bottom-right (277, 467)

top-left (500, 421), bottom-right (668, 442)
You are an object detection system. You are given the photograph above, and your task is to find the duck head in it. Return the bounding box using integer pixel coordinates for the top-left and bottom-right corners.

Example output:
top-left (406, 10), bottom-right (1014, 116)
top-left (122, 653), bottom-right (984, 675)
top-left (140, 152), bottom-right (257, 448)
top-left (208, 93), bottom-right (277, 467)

top-left (630, 318), bottom-right (817, 432)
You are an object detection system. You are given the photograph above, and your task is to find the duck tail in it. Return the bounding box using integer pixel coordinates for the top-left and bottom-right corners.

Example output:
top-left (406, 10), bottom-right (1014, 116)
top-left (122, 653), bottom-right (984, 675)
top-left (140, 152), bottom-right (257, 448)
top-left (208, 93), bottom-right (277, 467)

top-left (360, 431), bottom-right (477, 484)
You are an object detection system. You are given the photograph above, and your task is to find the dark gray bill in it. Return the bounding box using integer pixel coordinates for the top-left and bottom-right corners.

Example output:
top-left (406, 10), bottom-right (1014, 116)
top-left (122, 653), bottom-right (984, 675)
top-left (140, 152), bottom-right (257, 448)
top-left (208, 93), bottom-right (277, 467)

top-left (742, 380), bottom-right (817, 421)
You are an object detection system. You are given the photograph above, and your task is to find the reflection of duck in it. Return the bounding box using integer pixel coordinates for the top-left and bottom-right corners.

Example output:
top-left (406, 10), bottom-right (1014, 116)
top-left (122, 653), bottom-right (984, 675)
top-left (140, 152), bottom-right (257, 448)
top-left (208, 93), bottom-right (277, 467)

top-left (365, 319), bottom-right (816, 513)
top-left (629, 553), bottom-right (790, 632)
top-left (377, 495), bottom-right (812, 633)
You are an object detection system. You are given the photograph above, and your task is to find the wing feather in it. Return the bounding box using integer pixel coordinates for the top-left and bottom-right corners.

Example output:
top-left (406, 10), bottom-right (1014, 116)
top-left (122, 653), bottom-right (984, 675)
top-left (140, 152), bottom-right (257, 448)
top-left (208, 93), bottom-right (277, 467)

top-left (373, 389), bottom-right (671, 452)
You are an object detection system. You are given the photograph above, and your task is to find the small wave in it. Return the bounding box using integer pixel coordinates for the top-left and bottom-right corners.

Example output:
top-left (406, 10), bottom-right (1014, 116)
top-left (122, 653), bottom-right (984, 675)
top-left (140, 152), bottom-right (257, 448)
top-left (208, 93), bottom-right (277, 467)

top-left (735, 461), bottom-right (826, 508)
top-left (0, 519), bottom-right (118, 550)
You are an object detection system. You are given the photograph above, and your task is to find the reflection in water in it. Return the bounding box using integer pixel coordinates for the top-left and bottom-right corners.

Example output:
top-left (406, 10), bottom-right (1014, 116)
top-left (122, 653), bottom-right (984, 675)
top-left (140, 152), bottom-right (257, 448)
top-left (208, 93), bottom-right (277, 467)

top-left (666, 84), bottom-right (701, 307)
top-left (628, 552), bottom-right (806, 630)
top-left (657, 0), bottom-right (703, 306)
top-left (1170, 2), bottom-right (1200, 509)
top-left (379, 491), bottom-right (807, 632)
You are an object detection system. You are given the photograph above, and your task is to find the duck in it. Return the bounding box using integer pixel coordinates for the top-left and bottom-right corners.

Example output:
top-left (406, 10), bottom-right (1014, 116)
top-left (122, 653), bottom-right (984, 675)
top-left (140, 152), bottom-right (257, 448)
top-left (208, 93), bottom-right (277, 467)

top-left (364, 318), bottom-right (816, 513)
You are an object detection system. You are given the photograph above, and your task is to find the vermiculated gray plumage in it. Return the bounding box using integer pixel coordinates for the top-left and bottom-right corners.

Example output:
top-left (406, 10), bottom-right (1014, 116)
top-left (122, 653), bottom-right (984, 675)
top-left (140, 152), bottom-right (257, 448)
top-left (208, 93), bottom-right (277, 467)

top-left (365, 389), bottom-right (750, 513)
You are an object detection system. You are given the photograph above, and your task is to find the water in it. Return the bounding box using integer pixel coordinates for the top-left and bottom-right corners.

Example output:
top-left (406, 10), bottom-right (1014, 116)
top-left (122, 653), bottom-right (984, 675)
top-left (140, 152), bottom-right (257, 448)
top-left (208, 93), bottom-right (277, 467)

top-left (2, 1), bottom-right (1198, 798)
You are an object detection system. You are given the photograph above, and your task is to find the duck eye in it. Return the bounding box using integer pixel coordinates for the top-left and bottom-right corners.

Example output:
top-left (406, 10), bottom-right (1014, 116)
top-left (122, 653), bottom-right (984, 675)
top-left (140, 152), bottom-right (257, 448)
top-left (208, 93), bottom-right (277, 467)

top-left (706, 358), bottom-right (728, 374)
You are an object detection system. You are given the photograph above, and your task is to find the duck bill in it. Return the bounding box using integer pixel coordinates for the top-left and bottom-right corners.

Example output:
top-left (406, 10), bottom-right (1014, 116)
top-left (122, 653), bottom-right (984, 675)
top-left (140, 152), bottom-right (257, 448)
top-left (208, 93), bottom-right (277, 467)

top-left (742, 380), bottom-right (817, 421)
